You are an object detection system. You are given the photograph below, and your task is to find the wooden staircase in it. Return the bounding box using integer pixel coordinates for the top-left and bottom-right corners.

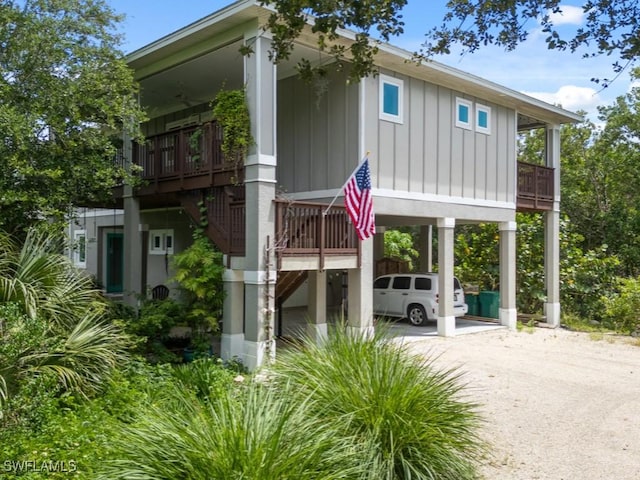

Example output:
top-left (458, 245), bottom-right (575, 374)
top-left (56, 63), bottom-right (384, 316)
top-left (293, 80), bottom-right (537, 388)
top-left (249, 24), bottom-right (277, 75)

top-left (179, 186), bottom-right (246, 256)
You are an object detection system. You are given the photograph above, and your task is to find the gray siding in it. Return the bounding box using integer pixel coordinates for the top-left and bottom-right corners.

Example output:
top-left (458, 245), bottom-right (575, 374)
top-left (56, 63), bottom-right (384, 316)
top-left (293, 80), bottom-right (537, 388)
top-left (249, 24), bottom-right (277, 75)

top-left (364, 70), bottom-right (517, 205)
top-left (277, 68), bottom-right (360, 194)
top-left (142, 104), bottom-right (211, 137)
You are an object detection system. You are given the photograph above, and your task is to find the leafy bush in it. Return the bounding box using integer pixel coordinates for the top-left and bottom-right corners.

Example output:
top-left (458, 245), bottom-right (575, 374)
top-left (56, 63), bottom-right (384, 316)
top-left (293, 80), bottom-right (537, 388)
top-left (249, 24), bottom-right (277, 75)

top-left (600, 277), bottom-right (640, 334)
top-left (273, 325), bottom-right (485, 479)
top-left (171, 357), bottom-right (239, 400)
top-left (0, 360), bottom-right (175, 479)
top-left (172, 234), bottom-right (224, 334)
top-left (455, 223), bottom-right (500, 291)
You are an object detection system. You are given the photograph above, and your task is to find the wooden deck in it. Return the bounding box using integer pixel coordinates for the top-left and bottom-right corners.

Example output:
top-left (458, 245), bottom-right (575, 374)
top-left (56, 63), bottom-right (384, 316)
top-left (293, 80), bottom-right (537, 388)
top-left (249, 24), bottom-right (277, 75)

top-left (516, 162), bottom-right (554, 211)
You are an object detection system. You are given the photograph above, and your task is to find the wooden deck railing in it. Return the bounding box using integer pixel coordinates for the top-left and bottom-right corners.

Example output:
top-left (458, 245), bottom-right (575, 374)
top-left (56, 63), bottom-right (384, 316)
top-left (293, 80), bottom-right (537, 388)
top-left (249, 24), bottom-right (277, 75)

top-left (274, 199), bottom-right (359, 269)
top-left (119, 121), bottom-right (242, 194)
top-left (517, 161), bottom-right (555, 211)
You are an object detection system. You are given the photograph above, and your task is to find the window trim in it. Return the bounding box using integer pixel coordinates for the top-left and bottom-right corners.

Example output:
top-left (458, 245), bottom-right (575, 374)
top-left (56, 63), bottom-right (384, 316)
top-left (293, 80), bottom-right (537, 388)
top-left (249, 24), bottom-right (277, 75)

top-left (379, 74), bottom-right (404, 124)
top-left (149, 229), bottom-right (174, 255)
top-left (73, 230), bottom-right (87, 268)
top-left (476, 103), bottom-right (492, 134)
top-left (455, 97), bottom-right (473, 130)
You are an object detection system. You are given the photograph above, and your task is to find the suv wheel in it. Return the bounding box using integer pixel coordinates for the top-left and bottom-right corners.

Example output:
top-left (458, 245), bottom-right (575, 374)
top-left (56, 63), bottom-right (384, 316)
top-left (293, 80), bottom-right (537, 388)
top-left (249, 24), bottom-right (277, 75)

top-left (407, 304), bottom-right (427, 326)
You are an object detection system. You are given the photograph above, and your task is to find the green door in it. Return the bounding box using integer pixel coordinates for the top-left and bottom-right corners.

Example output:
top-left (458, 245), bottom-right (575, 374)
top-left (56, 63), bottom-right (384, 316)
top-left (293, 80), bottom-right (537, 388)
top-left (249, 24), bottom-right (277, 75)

top-left (106, 233), bottom-right (124, 293)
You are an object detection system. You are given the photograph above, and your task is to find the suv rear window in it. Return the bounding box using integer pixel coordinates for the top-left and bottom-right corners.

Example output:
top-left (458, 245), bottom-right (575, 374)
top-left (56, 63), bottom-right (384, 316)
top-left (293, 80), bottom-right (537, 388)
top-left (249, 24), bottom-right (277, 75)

top-left (374, 277), bottom-right (391, 289)
top-left (454, 278), bottom-right (462, 290)
top-left (392, 276), bottom-right (411, 290)
top-left (415, 277), bottom-right (432, 291)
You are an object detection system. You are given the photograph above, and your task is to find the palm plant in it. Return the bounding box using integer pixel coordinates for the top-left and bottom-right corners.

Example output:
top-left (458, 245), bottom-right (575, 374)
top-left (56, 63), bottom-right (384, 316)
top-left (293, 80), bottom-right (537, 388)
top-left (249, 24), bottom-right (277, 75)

top-left (272, 325), bottom-right (485, 480)
top-left (0, 229), bottom-right (100, 324)
top-left (0, 228), bottom-right (128, 408)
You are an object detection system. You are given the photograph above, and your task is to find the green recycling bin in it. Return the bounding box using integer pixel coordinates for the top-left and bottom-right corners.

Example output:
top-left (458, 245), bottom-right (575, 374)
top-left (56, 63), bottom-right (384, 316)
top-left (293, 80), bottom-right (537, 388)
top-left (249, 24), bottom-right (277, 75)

top-left (479, 291), bottom-right (500, 319)
top-left (466, 293), bottom-right (479, 316)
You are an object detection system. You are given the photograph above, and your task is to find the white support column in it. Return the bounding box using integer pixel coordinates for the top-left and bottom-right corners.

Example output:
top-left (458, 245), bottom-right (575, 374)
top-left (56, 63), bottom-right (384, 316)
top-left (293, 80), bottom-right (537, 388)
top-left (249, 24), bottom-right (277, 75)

top-left (544, 211), bottom-right (561, 326)
top-left (348, 237), bottom-right (374, 338)
top-left (437, 217), bottom-right (456, 336)
top-left (499, 221), bottom-right (518, 330)
top-left (221, 268), bottom-right (244, 361)
top-left (242, 31), bottom-right (278, 370)
top-left (307, 270), bottom-right (328, 343)
top-left (544, 125), bottom-right (561, 327)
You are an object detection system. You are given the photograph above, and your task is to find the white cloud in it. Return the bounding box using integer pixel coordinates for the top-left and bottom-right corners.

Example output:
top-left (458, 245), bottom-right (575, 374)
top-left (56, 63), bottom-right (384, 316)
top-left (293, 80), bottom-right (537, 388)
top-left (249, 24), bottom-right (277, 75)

top-left (522, 85), bottom-right (601, 112)
top-left (547, 5), bottom-right (585, 26)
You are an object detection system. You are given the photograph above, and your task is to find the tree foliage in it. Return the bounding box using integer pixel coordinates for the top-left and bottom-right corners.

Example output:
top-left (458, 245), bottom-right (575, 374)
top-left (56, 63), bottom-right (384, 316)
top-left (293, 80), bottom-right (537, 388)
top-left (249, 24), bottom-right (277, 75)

top-left (0, 0), bottom-right (145, 235)
top-left (258, 0), bottom-right (407, 82)
top-left (384, 229), bottom-right (419, 270)
top-left (260, 1), bottom-right (640, 84)
top-left (423, 0), bottom-right (640, 86)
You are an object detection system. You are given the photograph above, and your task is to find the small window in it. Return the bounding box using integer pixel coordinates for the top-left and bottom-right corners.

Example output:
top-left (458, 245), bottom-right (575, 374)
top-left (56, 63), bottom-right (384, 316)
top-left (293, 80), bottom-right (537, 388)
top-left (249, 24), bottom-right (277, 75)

top-left (149, 229), bottom-right (174, 255)
top-left (415, 277), bottom-right (432, 291)
top-left (379, 74), bottom-right (404, 124)
top-left (476, 104), bottom-right (491, 134)
top-left (392, 276), bottom-right (411, 290)
top-left (73, 230), bottom-right (86, 268)
top-left (374, 277), bottom-right (391, 289)
top-left (455, 97), bottom-right (472, 130)
top-left (454, 278), bottom-right (462, 290)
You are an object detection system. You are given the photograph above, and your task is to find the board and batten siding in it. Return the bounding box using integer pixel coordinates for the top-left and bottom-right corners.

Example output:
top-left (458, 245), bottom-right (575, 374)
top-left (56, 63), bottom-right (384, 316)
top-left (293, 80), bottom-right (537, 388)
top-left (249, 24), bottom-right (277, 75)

top-left (276, 68), bottom-right (360, 194)
top-left (364, 70), bottom-right (516, 206)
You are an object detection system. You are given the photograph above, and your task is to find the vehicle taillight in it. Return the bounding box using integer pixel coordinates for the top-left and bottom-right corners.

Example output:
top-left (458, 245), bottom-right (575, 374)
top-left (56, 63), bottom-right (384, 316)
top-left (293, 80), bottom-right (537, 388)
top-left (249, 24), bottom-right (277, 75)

top-left (435, 293), bottom-right (439, 303)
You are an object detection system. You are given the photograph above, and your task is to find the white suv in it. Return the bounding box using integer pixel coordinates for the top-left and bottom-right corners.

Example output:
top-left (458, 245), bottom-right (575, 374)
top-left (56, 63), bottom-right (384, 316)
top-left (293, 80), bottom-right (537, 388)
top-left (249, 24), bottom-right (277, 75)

top-left (373, 273), bottom-right (468, 326)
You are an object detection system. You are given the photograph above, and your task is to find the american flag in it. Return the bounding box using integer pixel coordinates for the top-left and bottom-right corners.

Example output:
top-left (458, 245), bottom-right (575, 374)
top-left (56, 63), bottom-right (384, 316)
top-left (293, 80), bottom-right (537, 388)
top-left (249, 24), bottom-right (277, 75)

top-left (344, 158), bottom-right (375, 240)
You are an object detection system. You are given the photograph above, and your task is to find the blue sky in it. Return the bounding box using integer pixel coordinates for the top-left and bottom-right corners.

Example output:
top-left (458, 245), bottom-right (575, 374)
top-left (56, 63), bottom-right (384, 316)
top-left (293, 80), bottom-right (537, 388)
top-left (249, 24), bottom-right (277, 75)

top-left (106, 0), bottom-right (633, 122)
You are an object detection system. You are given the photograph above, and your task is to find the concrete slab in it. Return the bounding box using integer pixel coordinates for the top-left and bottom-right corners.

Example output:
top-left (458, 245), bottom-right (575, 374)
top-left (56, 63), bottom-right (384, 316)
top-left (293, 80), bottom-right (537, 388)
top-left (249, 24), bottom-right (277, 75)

top-left (277, 307), bottom-right (505, 341)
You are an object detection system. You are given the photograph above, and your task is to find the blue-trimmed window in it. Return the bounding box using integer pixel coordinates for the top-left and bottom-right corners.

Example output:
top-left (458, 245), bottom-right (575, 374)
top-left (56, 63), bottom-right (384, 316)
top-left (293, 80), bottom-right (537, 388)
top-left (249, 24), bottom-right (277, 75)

top-left (455, 97), bottom-right (472, 130)
top-left (476, 104), bottom-right (491, 134)
top-left (379, 74), bottom-right (403, 123)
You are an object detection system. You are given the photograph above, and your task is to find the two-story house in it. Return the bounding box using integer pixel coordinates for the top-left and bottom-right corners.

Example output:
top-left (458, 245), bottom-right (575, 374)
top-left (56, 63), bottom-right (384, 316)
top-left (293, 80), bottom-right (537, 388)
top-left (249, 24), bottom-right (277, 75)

top-left (71, 0), bottom-right (581, 369)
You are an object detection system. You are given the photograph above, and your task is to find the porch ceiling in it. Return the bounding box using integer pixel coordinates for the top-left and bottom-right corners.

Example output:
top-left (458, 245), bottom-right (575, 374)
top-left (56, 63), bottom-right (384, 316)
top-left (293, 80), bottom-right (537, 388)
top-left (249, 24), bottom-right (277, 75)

top-left (138, 40), bottom-right (244, 118)
top-left (137, 39), bottom-right (330, 119)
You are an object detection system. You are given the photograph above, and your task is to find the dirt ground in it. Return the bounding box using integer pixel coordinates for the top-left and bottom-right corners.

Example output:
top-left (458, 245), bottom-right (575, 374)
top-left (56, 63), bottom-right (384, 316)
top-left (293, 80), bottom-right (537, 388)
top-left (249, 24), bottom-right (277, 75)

top-left (404, 326), bottom-right (640, 480)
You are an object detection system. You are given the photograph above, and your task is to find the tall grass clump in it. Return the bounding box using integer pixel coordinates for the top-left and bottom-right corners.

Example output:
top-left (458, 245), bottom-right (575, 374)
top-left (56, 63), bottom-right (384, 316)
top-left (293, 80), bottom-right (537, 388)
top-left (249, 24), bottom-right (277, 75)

top-left (273, 325), bottom-right (485, 480)
top-left (99, 381), bottom-right (365, 480)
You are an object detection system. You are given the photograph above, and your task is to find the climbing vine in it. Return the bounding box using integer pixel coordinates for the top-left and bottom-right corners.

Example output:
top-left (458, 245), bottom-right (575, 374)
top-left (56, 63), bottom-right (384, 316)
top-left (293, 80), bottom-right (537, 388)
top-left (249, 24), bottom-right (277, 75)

top-left (212, 88), bottom-right (253, 175)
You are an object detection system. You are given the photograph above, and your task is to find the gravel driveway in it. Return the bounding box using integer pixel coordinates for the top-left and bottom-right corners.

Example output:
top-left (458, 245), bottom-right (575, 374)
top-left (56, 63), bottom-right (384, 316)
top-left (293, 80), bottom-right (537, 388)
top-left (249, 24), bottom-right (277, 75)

top-left (400, 326), bottom-right (640, 480)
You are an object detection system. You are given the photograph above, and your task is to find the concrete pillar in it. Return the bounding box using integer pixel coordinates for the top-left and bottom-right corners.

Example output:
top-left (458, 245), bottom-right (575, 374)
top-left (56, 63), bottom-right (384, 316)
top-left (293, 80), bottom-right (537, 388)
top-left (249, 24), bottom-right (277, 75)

top-left (242, 31), bottom-right (277, 370)
top-left (544, 125), bottom-right (561, 327)
top-left (419, 225), bottom-right (433, 272)
top-left (122, 129), bottom-right (143, 308)
top-left (544, 211), bottom-right (561, 326)
top-left (307, 270), bottom-right (328, 342)
top-left (499, 221), bottom-right (517, 330)
top-left (437, 217), bottom-right (455, 336)
top-left (347, 237), bottom-right (374, 337)
top-left (221, 268), bottom-right (244, 360)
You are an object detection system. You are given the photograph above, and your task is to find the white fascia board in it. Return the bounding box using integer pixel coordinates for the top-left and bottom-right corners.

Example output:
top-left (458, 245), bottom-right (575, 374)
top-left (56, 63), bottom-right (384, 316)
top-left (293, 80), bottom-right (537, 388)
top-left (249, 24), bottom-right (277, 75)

top-left (126, 0), bottom-right (258, 63)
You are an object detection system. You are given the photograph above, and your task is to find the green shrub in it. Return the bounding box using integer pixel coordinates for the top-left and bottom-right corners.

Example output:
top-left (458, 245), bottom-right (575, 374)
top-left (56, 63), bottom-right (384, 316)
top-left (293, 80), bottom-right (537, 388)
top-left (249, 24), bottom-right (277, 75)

top-left (601, 277), bottom-right (640, 334)
top-left (0, 359), bottom-right (175, 478)
top-left (172, 234), bottom-right (225, 334)
top-left (171, 357), bottom-right (238, 400)
top-left (273, 325), bottom-right (485, 480)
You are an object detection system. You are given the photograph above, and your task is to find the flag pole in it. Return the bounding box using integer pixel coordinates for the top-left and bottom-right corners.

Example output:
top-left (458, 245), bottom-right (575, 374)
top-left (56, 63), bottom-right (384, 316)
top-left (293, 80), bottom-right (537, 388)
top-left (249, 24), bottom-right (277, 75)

top-left (323, 151), bottom-right (370, 217)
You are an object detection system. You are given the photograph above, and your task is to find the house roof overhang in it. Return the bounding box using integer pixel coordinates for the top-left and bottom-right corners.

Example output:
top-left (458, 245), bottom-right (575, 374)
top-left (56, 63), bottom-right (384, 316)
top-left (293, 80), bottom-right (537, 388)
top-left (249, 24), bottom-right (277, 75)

top-left (126, 0), bottom-right (583, 127)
